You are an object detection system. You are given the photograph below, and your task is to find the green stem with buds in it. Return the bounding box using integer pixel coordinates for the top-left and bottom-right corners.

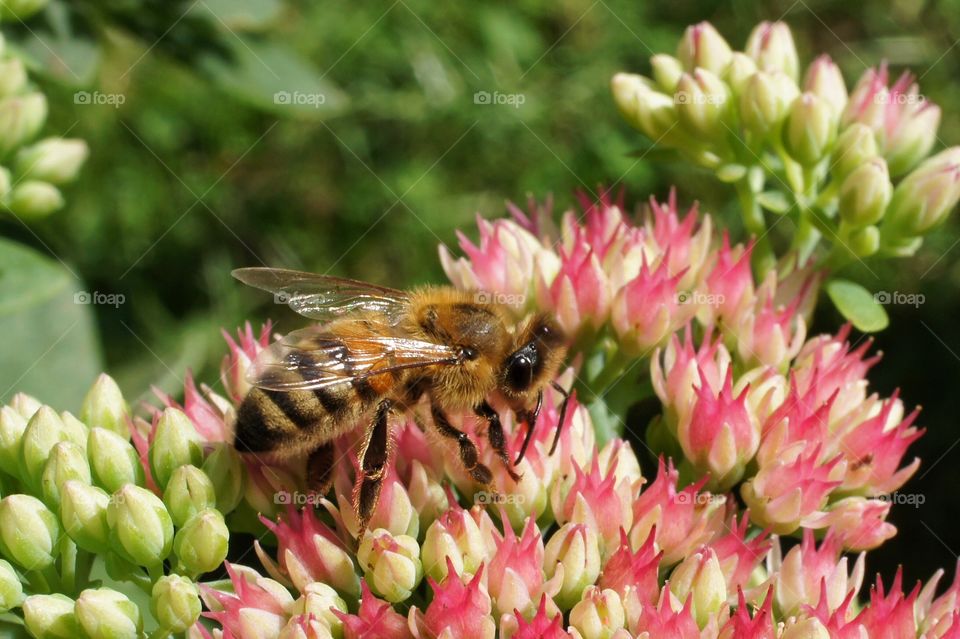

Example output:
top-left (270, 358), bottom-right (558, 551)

top-left (734, 177), bottom-right (776, 275)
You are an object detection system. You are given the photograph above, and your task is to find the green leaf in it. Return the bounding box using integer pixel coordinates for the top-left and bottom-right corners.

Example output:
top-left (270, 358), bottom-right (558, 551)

top-left (199, 36), bottom-right (347, 118)
top-left (756, 190), bottom-right (792, 214)
top-left (191, 0), bottom-right (283, 31)
top-left (0, 237), bottom-right (102, 407)
top-left (4, 1), bottom-right (101, 86)
top-left (825, 278), bottom-right (889, 333)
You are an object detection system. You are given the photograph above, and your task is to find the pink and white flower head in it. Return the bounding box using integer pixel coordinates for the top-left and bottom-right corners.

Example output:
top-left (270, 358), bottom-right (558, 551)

top-left (221, 322), bottom-right (273, 403)
top-left (201, 563), bottom-right (296, 639)
top-left (256, 506), bottom-right (360, 597)
top-left (629, 458), bottom-right (729, 565)
top-left (610, 253), bottom-right (692, 355)
top-left (332, 581), bottom-right (412, 639)
top-left (843, 63), bottom-right (941, 175)
top-left (629, 593), bottom-right (704, 639)
top-left (708, 513), bottom-right (772, 597)
top-left (731, 271), bottom-right (808, 371)
top-left (421, 504), bottom-right (490, 582)
top-left (770, 529), bottom-right (865, 617)
top-left (551, 456), bottom-right (633, 554)
top-left (855, 569), bottom-right (922, 639)
top-left (651, 327), bottom-right (732, 433)
top-left (485, 514), bottom-right (554, 618)
top-left (599, 529), bottom-right (662, 608)
top-left (803, 586), bottom-right (866, 639)
top-left (719, 588), bottom-right (776, 639)
top-left (499, 595), bottom-right (571, 639)
top-left (741, 444), bottom-right (846, 534)
top-left (439, 215), bottom-right (559, 310)
top-left (677, 367), bottom-right (760, 491)
top-left (701, 234), bottom-right (756, 327)
top-left (537, 228), bottom-right (613, 336)
top-left (642, 190), bottom-right (714, 290)
top-left (808, 496), bottom-right (897, 551)
top-left (920, 562), bottom-right (960, 638)
top-left (833, 391), bottom-right (922, 496)
top-left (756, 376), bottom-right (834, 469)
top-left (409, 560), bottom-right (495, 639)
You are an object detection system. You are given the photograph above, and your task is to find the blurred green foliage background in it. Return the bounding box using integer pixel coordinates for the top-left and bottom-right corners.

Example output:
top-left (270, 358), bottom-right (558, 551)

top-left (2, 0), bottom-right (960, 586)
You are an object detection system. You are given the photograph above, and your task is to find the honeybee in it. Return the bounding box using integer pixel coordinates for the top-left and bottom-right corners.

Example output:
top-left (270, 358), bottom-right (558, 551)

top-left (231, 268), bottom-right (571, 527)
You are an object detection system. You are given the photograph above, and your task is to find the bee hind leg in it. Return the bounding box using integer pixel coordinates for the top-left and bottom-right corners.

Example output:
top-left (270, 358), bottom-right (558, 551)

top-left (354, 399), bottom-right (392, 531)
top-left (306, 442), bottom-right (336, 499)
top-left (432, 405), bottom-right (493, 485)
top-left (475, 401), bottom-right (520, 482)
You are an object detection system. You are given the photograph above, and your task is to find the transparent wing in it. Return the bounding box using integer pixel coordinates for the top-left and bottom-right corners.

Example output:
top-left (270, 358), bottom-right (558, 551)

top-left (249, 325), bottom-right (461, 392)
top-left (232, 267), bottom-right (409, 323)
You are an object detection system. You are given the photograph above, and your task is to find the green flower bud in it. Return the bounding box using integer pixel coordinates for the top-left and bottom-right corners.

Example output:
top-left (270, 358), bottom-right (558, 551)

top-left (543, 522), bottom-right (602, 610)
top-left (201, 443), bottom-right (245, 515)
top-left (784, 93), bottom-right (838, 165)
top-left (839, 157), bottom-right (893, 226)
top-left (569, 587), bottom-right (625, 639)
top-left (87, 427), bottom-right (144, 492)
top-left (59, 411), bottom-right (89, 450)
top-left (163, 464), bottom-right (216, 527)
top-left (803, 54), bottom-right (847, 117)
top-left (7, 180), bottom-right (63, 219)
top-left (10, 392), bottom-right (41, 419)
top-left (723, 52), bottom-right (757, 97)
top-left (850, 225), bottom-right (880, 257)
top-left (150, 408), bottom-right (203, 489)
top-left (0, 494), bottom-right (60, 570)
top-left (669, 549), bottom-right (727, 628)
top-left (107, 484), bottom-right (173, 567)
top-left (356, 529), bottom-right (422, 603)
top-left (15, 137), bottom-right (88, 185)
top-left (740, 71), bottom-right (798, 136)
top-left (650, 54), bottom-right (683, 93)
top-left (151, 574), bottom-right (201, 633)
top-left (885, 100), bottom-right (941, 177)
top-left (293, 582), bottom-right (347, 634)
top-left (173, 508), bottom-right (229, 577)
top-left (746, 21), bottom-right (799, 81)
top-left (0, 406), bottom-right (26, 475)
top-left (675, 69), bottom-right (729, 136)
top-left (0, 559), bottom-right (23, 612)
top-left (80, 373), bottom-right (129, 438)
top-left (22, 594), bottom-right (82, 639)
top-left (832, 123), bottom-right (879, 180)
top-left (20, 406), bottom-right (75, 490)
top-left (0, 57), bottom-right (26, 98)
top-left (0, 0), bottom-right (50, 21)
top-left (75, 587), bottom-right (142, 639)
top-left (676, 22), bottom-right (732, 75)
top-left (60, 480), bottom-right (111, 553)
top-left (41, 441), bottom-right (91, 508)
top-left (883, 147), bottom-right (960, 237)
top-left (0, 92), bottom-right (46, 156)
top-left (611, 73), bottom-right (678, 141)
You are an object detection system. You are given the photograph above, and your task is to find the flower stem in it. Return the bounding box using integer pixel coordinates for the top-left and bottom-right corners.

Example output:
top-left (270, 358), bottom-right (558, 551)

top-left (734, 177), bottom-right (775, 275)
top-left (59, 537), bottom-right (78, 595)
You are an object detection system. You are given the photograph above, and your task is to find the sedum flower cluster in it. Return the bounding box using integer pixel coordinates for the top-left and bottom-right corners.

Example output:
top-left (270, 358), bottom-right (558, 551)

top-left (611, 21), bottom-right (960, 281)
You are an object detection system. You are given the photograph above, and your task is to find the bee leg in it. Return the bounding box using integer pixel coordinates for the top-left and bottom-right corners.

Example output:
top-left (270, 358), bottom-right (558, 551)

top-left (549, 381), bottom-right (572, 455)
top-left (514, 389), bottom-right (543, 465)
top-left (431, 405), bottom-right (493, 485)
top-left (306, 442), bottom-right (336, 499)
top-left (355, 399), bottom-right (392, 531)
top-left (475, 401), bottom-right (521, 482)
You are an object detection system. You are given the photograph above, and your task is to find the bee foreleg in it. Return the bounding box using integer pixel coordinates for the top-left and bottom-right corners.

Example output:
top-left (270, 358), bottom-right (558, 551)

top-left (354, 399), bottom-right (392, 531)
top-left (475, 401), bottom-right (520, 482)
top-left (431, 405), bottom-right (493, 485)
top-left (514, 389), bottom-right (543, 465)
top-left (306, 442), bottom-right (336, 499)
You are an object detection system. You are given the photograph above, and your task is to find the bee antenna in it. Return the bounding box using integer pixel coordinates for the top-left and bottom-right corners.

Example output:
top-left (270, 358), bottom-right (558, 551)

top-left (548, 381), bottom-right (571, 456)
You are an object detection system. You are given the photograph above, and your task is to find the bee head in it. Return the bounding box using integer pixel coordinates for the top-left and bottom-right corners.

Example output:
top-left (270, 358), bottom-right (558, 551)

top-left (501, 313), bottom-right (566, 398)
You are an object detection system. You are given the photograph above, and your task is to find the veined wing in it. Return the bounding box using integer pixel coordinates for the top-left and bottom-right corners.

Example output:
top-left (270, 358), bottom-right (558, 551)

top-left (232, 267), bottom-right (409, 323)
top-left (249, 325), bottom-right (462, 392)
